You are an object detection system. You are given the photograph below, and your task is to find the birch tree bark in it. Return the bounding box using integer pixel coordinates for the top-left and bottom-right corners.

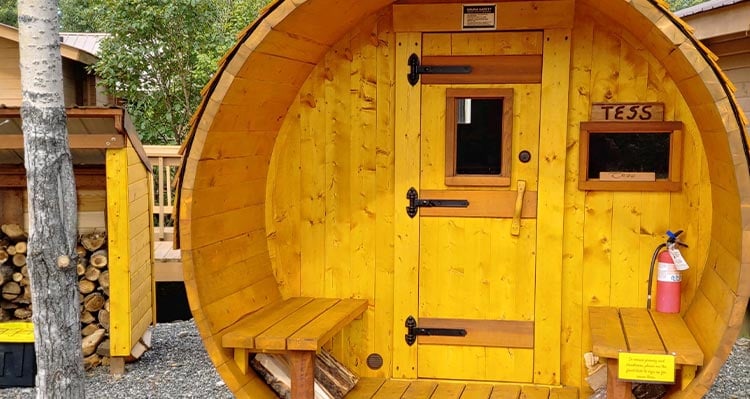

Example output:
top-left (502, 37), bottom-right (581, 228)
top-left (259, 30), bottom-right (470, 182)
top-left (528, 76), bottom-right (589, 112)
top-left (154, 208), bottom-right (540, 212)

top-left (17, 1), bottom-right (85, 397)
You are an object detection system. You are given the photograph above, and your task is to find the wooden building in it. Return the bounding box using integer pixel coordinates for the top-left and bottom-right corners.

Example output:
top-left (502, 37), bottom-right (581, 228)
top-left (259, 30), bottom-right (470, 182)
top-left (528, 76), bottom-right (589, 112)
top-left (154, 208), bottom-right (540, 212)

top-left (0, 23), bottom-right (155, 374)
top-left (175, 1), bottom-right (749, 398)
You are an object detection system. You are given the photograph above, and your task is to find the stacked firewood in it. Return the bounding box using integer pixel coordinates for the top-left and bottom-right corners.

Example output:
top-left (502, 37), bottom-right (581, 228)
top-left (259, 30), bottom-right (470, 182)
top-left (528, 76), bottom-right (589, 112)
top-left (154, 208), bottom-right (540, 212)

top-left (0, 224), bottom-right (112, 370)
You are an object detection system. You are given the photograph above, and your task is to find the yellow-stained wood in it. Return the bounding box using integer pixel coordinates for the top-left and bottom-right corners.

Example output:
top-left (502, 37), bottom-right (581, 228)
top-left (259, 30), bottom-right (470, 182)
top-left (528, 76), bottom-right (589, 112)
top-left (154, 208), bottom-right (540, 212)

top-left (174, 2), bottom-right (750, 398)
top-left (416, 318), bottom-right (533, 348)
top-left (420, 55), bottom-right (542, 85)
top-left (287, 299), bottom-right (368, 350)
top-left (550, 387), bottom-right (579, 399)
top-left (534, 28), bottom-right (572, 385)
top-left (459, 384), bottom-right (493, 399)
top-left (254, 298), bottom-right (339, 350)
top-left (392, 31), bottom-right (421, 379)
top-left (432, 383), bottom-right (466, 399)
top-left (371, 379), bottom-right (410, 399)
top-left (106, 147), bottom-right (131, 356)
top-left (392, 2), bottom-right (575, 32)
top-left (401, 380), bottom-right (438, 399)
top-left (521, 386), bottom-right (551, 399)
top-left (222, 297), bottom-right (313, 349)
top-left (618, 308), bottom-right (664, 354)
top-left (560, 12), bottom-right (593, 390)
top-left (417, 190), bottom-right (537, 218)
top-left (649, 310), bottom-right (704, 366)
top-left (347, 378), bottom-right (387, 399)
top-left (373, 8), bottom-right (396, 379)
top-left (589, 307), bottom-right (627, 359)
top-left (489, 385), bottom-right (520, 399)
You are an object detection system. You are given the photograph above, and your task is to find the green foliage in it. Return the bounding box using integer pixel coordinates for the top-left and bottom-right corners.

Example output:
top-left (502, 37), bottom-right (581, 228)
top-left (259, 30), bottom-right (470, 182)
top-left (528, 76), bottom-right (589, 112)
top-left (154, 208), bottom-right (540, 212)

top-left (59, 0), bottom-right (106, 32)
top-left (93, 0), bottom-right (266, 144)
top-left (0, 0), bottom-right (17, 26)
top-left (666, 0), bottom-right (709, 11)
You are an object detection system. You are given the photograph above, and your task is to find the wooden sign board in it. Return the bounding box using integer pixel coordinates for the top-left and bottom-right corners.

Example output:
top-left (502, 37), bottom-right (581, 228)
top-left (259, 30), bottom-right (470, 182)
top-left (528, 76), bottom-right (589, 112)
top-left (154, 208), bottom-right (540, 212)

top-left (599, 172), bottom-right (656, 182)
top-left (462, 4), bottom-right (496, 30)
top-left (618, 353), bottom-right (675, 383)
top-left (591, 103), bottom-right (664, 122)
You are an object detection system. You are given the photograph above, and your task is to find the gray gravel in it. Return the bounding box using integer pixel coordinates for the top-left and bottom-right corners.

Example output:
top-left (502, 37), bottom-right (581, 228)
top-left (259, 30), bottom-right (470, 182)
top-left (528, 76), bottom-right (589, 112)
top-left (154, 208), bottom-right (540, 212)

top-left (1, 320), bottom-right (232, 399)
top-left (1, 321), bottom-right (748, 398)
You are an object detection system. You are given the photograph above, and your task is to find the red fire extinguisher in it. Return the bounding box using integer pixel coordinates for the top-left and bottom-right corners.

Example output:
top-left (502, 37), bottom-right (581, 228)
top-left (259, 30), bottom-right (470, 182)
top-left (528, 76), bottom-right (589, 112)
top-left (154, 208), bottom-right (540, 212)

top-left (647, 230), bottom-right (689, 313)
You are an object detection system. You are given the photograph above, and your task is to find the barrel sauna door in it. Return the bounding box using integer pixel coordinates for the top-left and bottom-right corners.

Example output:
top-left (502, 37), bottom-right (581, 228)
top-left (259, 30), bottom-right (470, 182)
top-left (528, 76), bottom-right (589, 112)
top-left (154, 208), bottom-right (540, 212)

top-left (411, 39), bottom-right (542, 381)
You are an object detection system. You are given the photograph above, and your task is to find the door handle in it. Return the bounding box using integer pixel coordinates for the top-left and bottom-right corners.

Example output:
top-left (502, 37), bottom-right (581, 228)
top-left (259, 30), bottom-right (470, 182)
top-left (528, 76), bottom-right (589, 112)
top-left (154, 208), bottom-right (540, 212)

top-left (511, 180), bottom-right (526, 236)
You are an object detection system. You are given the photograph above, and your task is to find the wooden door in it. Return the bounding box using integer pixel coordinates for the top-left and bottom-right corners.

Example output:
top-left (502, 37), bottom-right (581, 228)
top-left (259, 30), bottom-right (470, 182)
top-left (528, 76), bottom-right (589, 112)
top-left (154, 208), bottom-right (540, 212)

top-left (414, 82), bottom-right (540, 382)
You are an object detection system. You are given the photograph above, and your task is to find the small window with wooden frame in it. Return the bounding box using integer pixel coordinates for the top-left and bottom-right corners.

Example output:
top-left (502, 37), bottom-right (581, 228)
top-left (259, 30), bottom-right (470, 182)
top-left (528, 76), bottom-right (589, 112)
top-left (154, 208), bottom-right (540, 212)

top-left (579, 121), bottom-right (683, 191)
top-left (445, 88), bottom-right (513, 187)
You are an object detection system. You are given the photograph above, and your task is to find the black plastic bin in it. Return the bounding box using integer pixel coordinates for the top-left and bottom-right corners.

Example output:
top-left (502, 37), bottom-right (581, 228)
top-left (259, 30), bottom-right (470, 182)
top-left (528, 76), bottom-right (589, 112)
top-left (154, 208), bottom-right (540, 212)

top-left (0, 322), bottom-right (35, 388)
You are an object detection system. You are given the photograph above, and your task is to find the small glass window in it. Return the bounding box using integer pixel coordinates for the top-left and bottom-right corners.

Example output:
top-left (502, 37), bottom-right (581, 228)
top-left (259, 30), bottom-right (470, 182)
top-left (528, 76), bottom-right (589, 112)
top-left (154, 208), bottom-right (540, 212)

top-left (445, 88), bottom-right (513, 186)
top-left (579, 121), bottom-right (683, 191)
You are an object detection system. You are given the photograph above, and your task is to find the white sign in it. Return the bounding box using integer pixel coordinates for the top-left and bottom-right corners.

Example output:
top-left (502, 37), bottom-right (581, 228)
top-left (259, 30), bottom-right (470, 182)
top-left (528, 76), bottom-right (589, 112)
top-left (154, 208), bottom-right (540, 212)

top-left (463, 4), bottom-right (496, 30)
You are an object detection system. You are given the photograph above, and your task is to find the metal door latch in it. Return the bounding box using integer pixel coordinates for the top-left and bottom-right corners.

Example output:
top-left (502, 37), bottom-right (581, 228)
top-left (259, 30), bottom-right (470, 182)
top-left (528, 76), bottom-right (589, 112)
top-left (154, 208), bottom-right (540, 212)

top-left (407, 54), bottom-right (472, 86)
top-left (405, 316), bottom-right (467, 346)
top-left (406, 187), bottom-right (469, 218)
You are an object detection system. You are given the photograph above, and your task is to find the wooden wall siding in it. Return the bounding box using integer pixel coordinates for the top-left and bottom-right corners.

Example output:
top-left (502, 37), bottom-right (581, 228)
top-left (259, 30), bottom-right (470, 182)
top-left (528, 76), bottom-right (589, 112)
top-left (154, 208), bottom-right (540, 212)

top-left (560, 8), bottom-right (712, 392)
top-left (107, 143), bottom-right (154, 357)
top-left (127, 144), bottom-right (153, 345)
top-left (178, 2), bottom-right (395, 395)
top-left (267, 10), bottom-right (392, 378)
top-left (21, 189), bottom-right (107, 232)
top-left (0, 38), bottom-right (86, 107)
top-left (0, 37), bottom-right (21, 105)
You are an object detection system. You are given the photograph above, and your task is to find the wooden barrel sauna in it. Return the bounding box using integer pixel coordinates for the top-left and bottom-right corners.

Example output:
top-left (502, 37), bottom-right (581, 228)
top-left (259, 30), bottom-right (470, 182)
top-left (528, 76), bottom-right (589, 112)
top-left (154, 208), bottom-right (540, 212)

top-left (176, 1), bottom-right (749, 397)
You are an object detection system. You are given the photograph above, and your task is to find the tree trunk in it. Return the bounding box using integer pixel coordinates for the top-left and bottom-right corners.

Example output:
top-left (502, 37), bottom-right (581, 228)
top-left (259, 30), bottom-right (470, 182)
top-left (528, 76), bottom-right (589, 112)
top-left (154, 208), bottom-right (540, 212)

top-left (17, 1), bottom-right (85, 397)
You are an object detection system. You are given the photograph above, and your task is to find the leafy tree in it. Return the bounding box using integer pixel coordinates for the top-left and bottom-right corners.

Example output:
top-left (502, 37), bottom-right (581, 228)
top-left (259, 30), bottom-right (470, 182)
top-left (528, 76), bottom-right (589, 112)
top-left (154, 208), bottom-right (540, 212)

top-left (0, 0), bottom-right (17, 26)
top-left (92, 0), bottom-right (266, 144)
top-left (18, 0), bottom-right (84, 396)
top-left (667, 0), bottom-right (710, 11)
top-left (59, 0), bottom-right (106, 32)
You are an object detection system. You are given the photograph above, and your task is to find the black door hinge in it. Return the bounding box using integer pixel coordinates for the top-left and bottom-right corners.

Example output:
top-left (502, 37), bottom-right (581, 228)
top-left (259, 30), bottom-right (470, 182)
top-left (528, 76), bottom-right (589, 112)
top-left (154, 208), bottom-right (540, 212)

top-left (405, 315), bottom-right (467, 346)
top-left (406, 187), bottom-right (469, 218)
top-left (407, 53), bottom-right (472, 86)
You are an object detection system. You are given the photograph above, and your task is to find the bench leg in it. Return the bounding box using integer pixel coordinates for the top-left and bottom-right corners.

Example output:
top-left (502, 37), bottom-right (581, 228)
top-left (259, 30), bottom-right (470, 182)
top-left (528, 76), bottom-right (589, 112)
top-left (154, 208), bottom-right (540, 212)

top-left (681, 365), bottom-right (697, 391)
top-left (607, 358), bottom-right (631, 399)
top-left (234, 349), bottom-right (249, 374)
top-left (289, 351), bottom-right (315, 399)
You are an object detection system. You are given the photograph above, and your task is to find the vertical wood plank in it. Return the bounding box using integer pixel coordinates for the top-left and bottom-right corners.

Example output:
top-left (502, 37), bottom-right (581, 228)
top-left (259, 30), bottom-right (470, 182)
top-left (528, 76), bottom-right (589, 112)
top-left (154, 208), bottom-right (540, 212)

top-left (106, 147), bottom-right (132, 356)
top-left (534, 28), bottom-right (572, 385)
top-left (347, 15), bottom-right (379, 374)
top-left (300, 59), bottom-right (328, 298)
top-left (374, 8), bottom-right (396, 379)
top-left (392, 31), bottom-right (421, 379)
top-left (325, 36), bottom-right (352, 301)
top-left (561, 12), bottom-right (593, 390)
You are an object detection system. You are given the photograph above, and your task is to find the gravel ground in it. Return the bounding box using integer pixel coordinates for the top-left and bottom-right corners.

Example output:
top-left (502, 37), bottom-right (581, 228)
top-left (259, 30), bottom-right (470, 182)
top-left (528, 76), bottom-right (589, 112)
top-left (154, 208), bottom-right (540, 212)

top-left (1, 320), bottom-right (748, 398)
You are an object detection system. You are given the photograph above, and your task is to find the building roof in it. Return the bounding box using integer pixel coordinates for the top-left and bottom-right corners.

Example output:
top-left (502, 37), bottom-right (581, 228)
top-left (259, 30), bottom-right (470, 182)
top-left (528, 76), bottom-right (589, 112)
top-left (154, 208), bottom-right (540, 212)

top-left (675, 0), bottom-right (748, 17)
top-left (60, 32), bottom-right (108, 56)
top-left (0, 23), bottom-right (98, 65)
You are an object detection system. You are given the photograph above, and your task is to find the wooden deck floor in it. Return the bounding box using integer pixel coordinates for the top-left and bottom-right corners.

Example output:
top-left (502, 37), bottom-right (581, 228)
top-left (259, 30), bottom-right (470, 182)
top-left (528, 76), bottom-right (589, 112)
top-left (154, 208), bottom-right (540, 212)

top-left (154, 240), bottom-right (183, 282)
top-left (347, 379), bottom-right (578, 399)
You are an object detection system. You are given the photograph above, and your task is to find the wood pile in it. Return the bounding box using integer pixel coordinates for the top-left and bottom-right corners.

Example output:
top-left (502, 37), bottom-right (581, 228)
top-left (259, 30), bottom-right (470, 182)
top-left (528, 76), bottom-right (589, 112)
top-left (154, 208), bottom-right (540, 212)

top-left (0, 225), bottom-right (112, 370)
top-left (251, 350), bottom-right (359, 399)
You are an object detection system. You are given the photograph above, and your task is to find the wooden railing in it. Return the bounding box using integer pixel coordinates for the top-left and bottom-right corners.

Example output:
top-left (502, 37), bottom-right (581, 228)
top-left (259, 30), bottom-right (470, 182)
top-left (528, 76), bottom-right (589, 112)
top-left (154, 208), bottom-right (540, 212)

top-left (143, 145), bottom-right (181, 241)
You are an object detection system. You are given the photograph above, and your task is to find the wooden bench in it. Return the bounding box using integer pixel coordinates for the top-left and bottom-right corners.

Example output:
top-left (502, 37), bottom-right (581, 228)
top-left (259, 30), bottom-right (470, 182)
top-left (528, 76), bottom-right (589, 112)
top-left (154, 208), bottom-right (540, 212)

top-left (589, 307), bottom-right (703, 399)
top-left (222, 297), bottom-right (368, 398)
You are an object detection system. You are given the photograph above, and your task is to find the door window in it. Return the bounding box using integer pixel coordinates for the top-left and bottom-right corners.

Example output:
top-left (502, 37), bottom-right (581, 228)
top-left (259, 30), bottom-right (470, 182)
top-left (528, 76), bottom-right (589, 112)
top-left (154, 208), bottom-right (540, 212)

top-left (445, 88), bottom-right (513, 186)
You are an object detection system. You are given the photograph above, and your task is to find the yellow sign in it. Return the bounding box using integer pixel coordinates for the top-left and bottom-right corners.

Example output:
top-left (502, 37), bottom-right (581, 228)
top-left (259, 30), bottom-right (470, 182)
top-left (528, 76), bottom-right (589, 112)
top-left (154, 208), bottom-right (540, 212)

top-left (618, 353), bottom-right (675, 383)
top-left (0, 321), bottom-right (35, 343)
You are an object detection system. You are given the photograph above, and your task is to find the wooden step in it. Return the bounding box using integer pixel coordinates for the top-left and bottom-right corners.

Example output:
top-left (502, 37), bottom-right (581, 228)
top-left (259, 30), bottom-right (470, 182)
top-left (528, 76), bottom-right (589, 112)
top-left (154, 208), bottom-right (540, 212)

top-left (346, 378), bottom-right (578, 399)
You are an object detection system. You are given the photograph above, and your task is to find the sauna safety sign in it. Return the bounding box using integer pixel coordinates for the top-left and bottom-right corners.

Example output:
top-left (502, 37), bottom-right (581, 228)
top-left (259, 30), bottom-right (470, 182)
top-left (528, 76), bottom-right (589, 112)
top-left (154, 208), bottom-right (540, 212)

top-left (462, 5), bottom-right (496, 30)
